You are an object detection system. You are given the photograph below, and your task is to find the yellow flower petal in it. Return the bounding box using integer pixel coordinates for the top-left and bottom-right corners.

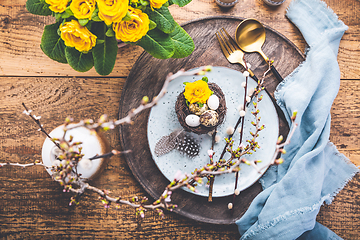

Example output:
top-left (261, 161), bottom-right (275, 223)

top-left (113, 7), bottom-right (149, 43)
top-left (184, 80), bottom-right (212, 104)
top-left (60, 20), bottom-right (97, 52)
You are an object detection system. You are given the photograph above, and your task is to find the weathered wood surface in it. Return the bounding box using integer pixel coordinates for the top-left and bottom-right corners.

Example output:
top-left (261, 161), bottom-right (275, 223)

top-left (0, 0), bottom-right (359, 78)
top-left (0, 0), bottom-right (359, 239)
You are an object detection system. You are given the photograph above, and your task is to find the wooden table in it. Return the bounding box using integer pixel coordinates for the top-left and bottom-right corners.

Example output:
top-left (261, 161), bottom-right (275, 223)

top-left (1, 0), bottom-right (359, 238)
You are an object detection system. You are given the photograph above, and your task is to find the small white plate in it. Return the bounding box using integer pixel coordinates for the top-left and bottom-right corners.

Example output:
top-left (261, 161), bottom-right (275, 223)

top-left (147, 66), bottom-right (279, 197)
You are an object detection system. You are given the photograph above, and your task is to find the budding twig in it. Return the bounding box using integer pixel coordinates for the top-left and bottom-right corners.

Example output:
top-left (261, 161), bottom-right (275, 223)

top-left (4, 66), bottom-right (298, 219)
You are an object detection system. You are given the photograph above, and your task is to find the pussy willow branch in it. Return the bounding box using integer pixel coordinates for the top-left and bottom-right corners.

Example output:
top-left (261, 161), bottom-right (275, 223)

top-left (5, 66), bottom-right (298, 219)
top-left (257, 114), bottom-right (298, 173)
top-left (209, 61), bottom-right (272, 201)
top-left (22, 103), bottom-right (61, 149)
top-left (0, 162), bottom-right (50, 169)
top-left (64, 67), bottom-right (211, 132)
top-left (0, 116), bottom-right (297, 216)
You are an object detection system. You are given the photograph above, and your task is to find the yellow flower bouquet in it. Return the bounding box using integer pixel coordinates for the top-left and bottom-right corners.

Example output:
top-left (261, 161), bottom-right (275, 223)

top-left (26, 0), bottom-right (195, 75)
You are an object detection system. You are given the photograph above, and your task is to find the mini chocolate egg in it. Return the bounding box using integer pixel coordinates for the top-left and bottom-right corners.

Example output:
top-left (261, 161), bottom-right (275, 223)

top-left (207, 95), bottom-right (220, 110)
top-left (189, 103), bottom-right (208, 115)
top-left (185, 114), bottom-right (201, 127)
top-left (200, 110), bottom-right (219, 127)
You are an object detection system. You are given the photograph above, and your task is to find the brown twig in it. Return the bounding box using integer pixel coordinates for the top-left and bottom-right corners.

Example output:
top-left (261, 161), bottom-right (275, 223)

top-left (22, 103), bottom-right (61, 149)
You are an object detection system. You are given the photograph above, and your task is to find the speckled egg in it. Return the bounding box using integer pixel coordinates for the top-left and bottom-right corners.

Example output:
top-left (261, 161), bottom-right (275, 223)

top-left (189, 103), bottom-right (208, 115)
top-left (185, 114), bottom-right (201, 127)
top-left (199, 110), bottom-right (219, 127)
top-left (207, 95), bottom-right (220, 110)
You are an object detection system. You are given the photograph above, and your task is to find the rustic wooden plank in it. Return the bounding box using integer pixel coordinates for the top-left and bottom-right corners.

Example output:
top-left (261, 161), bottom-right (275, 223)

top-left (0, 0), bottom-right (359, 238)
top-left (0, 77), bottom-right (359, 238)
top-left (0, 0), bottom-right (359, 78)
top-left (315, 80), bottom-right (360, 238)
top-left (0, 76), bottom-right (241, 239)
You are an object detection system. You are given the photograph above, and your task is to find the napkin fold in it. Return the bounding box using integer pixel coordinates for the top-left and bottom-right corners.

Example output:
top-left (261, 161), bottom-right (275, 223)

top-left (236, 0), bottom-right (359, 239)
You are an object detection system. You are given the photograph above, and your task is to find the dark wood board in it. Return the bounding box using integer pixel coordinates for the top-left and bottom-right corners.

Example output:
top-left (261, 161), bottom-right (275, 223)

top-left (118, 16), bottom-right (305, 225)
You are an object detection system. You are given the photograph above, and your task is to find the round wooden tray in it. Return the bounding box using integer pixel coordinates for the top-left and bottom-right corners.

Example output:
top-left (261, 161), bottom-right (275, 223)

top-left (118, 16), bottom-right (304, 225)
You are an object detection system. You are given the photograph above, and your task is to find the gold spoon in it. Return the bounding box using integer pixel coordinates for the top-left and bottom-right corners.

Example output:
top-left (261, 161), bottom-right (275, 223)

top-left (235, 18), bottom-right (284, 82)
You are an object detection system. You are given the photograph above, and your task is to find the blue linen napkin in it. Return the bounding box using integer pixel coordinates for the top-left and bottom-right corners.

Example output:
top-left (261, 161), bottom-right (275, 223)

top-left (236, 0), bottom-right (359, 239)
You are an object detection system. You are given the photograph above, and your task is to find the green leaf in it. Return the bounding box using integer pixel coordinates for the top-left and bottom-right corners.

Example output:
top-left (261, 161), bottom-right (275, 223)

top-left (137, 29), bottom-right (175, 59)
top-left (122, 11), bottom-right (131, 21)
top-left (61, 7), bottom-right (73, 19)
top-left (65, 47), bottom-right (94, 72)
top-left (40, 22), bottom-right (67, 63)
top-left (78, 19), bottom-right (89, 26)
top-left (149, 20), bottom-right (157, 31)
top-left (92, 36), bottom-right (118, 76)
top-left (171, 0), bottom-right (192, 7)
top-left (61, 11), bottom-right (71, 19)
top-left (139, 0), bottom-right (149, 6)
top-left (55, 13), bottom-right (62, 22)
top-left (26, 0), bottom-right (52, 16)
top-left (145, 6), bottom-right (175, 34)
top-left (202, 76), bottom-right (208, 83)
top-left (105, 28), bottom-right (115, 37)
top-left (91, 8), bottom-right (102, 22)
top-left (169, 23), bottom-right (194, 58)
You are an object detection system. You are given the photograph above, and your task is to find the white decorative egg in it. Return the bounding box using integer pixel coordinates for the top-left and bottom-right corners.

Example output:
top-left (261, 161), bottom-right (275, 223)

top-left (207, 95), bottom-right (220, 110)
top-left (185, 114), bottom-right (201, 127)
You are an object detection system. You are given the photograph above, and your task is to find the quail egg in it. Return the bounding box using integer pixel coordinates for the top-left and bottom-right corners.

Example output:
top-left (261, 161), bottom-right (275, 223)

top-left (185, 114), bottom-right (201, 127)
top-left (199, 110), bottom-right (219, 127)
top-left (189, 103), bottom-right (208, 116)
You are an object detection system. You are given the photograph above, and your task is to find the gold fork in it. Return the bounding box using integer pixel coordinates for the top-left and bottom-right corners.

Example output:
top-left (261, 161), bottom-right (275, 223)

top-left (215, 28), bottom-right (259, 82)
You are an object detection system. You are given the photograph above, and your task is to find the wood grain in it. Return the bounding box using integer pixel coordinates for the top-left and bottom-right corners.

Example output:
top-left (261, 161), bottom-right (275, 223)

top-left (0, 79), bottom-right (359, 239)
top-left (0, 0), bottom-right (359, 78)
top-left (0, 0), bottom-right (359, 239)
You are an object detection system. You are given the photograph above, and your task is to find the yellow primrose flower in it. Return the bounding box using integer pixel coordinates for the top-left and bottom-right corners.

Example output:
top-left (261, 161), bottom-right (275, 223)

top-left (113, 6), bottom-right (149, 43)
top-left (70, 0), bottom-right (96, 19)
top-left (96, 0), bottom-right (128, 25)
top-left (184, 80), bottom-right (212, 104)
top-left (149, 0), bottom-right (168, 9)
top-left (45, 0), bottom-right (68, 13)
top-left (60, 20), bottom-right (97, 52)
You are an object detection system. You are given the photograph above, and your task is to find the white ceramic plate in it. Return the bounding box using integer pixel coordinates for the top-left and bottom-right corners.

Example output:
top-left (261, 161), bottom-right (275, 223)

top-left (147, 66), bottom-right (279, 197)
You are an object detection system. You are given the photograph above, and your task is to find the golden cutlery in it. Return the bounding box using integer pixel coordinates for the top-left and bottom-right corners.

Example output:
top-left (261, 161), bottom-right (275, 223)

top-left (215, 28), bottom-right (259, 81)
top-left (235, 19), bottom-right (284, 82)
